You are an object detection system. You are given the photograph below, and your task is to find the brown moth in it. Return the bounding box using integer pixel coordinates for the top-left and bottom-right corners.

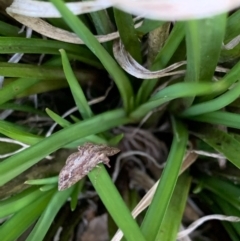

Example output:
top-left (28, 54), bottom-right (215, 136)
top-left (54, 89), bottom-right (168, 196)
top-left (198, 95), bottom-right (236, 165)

top-left (58, 142), bottom-right (120, 191)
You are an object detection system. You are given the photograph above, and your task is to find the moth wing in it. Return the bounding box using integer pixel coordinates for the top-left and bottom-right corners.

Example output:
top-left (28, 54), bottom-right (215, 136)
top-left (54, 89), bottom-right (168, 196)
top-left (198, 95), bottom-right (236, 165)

top-left (58, 163), bottom-right (86, 190)
top-left (65, 152), bottom-right (80, 164)
top-left (78, 142), bottom-right (93, 152)
top-left (99, 154), bottom-right (111, 167)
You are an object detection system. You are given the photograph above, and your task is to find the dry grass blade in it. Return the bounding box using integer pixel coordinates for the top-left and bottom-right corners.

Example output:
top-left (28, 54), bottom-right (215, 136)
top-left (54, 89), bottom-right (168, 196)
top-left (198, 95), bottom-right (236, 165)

top-left (7, 12), bottom-right (142, 45)
top-left (178, 214), bottom-right (240, 239)
top-left (113, 39), bottom-right (229, 79)
top-left (113, 40), bottom-right (186, 79)
top-left (222, 35), bottom-right (240, 50)
top-left (0, 137), bottom-right (29, 158)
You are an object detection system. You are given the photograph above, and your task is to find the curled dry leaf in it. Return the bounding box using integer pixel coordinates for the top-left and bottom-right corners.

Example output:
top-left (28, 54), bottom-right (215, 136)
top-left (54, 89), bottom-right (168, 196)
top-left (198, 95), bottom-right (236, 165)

top-left (6, 12), bottom-right (142, 45)
top-left (113, 40), bottom-right (229, 79)
top-left (113, 39), bottom-right (186, 79)
top-left (58, 143), bottom-right (120, 191)
top-left (7, 12), bottom-right (127, 44)
top-left (177, 214), bottom-right (240, 239)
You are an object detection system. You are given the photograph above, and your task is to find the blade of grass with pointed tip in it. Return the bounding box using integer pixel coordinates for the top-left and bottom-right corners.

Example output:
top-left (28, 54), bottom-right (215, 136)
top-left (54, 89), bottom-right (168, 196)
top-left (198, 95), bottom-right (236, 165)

top-left (40, 184), bottom-right (57, 192)
top-left (50, 0), bottom-right (133, 113)
top-left (46, 108), bottom-right (71, 127)
top-left (0, 109), bottom-right (128, 186)
top-left (60, 49), bottom-right (93, 119)
top-left (25, 177), bottom-right (58, 186)
top-left (46, 108), bottom-right (106, 144)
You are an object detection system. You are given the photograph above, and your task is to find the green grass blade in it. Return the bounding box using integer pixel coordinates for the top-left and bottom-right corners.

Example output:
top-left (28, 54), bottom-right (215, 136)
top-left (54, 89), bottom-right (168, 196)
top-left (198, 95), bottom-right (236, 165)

top-left (184, 20), bottom-right (200, 86)
top-left (0, 109), bottom-right (129, 186)
top-left (200, 192), bottom-right (240, 241)
top-left (50, 0), bottom-right (133, 112)
top-left (2, 65), bottom-right (98, 98)
top-left (25, 177), bottom-right (58, 185)
top-left (0, 21), bottom-right (22, 37)
top-left (140, 118), bottom-right (188, 240)
top-left (0, 102), bottom-right (46, 116)
top-left (82, 0), bottom-right (113, 52)
top-left (136, 19), bottom-right (164, 36)
top-left (156, 173), bottom-right (191, 241)
top-left (131, 81), bottom-right (227, 120)
top-left (46, 108), bottom-right (106, 143)
top-left (0, 120), bottom-right (42, 145)
top-left (0, 78), bottom-right (41, 105)
top-left (0, 187), bottom-right (42, 218)
top-left (199, 59), bottom-right (240, 102)
top-left (191, 124), bottom-right (240, 168)
top-left (198, 14), bottom-right (226, 80)
top-left (60, 49), bottom-right (93, 119)
top-left (211, 195), bottom-right (240, 236)
top-left (0, 62), bottom-right (72, 79)
top-left (136, 22), bottom-right (185, 105)
top-left (181, 81), bottom-right (240, 117)
top-left (26, 187), bottom-right (73, 241)
top-left (221, 10), bottom-right (240, 62)
top-left (186, 111), bottom-right (240, 129)
top-left (40, 184), bottom-right (57, 192)
top-left (0, 190), bottom-right (54, 241)
top-left (199, 175), bottom-right (240, 210)
top-left (183, 14), bottom-right (226, 107)
top-left (70, 179), bottom-right (85, 211)
top-left (88, 164), bottom-right (146, 241)
top-left (0, 37), bottom-right (101, 67)
top-left (224, 10), bottom-right (240, 44)
top-left (46, 108), bottom-right (71, 127)
top-left (114, 9), bottom-right (142, 63)
top-left (186, 14), bottom-right (226, 83)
